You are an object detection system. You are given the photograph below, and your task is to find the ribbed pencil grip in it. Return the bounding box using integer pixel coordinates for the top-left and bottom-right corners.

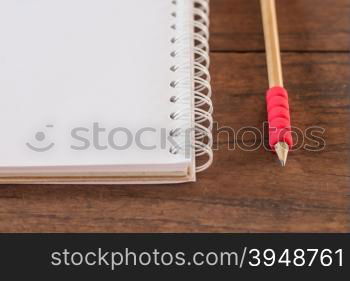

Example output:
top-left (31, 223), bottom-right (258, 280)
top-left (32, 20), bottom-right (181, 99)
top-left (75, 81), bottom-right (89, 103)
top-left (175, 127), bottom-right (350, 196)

top-left (266, 86), bottom-right (293, 149)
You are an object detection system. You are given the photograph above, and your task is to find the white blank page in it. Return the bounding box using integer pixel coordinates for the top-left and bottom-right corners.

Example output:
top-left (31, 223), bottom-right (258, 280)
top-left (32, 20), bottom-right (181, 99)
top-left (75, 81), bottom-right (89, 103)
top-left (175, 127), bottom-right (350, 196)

top-left (0, 0), bottom-right (193, 168)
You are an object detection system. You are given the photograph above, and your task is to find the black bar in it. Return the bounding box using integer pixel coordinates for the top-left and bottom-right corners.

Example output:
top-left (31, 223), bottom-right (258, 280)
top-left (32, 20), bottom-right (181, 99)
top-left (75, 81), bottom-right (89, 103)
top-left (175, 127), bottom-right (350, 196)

top-left (0, 234), bottom-right (348, 278)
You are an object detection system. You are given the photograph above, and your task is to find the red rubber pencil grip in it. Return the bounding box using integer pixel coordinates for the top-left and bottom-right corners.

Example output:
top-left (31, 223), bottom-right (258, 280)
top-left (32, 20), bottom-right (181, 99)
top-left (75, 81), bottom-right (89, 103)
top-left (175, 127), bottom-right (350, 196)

top-left (266, 86), bottom-right (293, 150)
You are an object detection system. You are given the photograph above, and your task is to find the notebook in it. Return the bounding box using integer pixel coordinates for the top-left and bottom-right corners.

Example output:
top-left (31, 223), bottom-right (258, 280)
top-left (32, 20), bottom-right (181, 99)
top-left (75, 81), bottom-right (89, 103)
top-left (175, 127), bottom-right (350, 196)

top-left (0, 0), bottom-right (212, 184)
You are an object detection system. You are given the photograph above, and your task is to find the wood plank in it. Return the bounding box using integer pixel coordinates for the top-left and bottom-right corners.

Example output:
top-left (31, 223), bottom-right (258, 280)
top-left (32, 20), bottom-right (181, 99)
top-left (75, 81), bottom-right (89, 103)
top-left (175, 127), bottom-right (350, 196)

top-left (210, 0), bottom-right (350, 51)
top-left (0, 53), bottom-right (348, 232)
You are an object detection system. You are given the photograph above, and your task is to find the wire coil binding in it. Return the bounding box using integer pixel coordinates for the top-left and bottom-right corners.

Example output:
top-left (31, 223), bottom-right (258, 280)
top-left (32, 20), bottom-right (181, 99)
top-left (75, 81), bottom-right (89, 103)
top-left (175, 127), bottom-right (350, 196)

top-left (169, 0), bottom-right (213, 173)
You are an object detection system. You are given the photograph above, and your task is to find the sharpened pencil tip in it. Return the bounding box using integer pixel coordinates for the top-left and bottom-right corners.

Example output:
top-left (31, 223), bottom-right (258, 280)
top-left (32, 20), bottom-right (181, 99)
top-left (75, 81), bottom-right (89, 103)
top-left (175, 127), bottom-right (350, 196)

top-left (275, 142), bottom-right (289, 167)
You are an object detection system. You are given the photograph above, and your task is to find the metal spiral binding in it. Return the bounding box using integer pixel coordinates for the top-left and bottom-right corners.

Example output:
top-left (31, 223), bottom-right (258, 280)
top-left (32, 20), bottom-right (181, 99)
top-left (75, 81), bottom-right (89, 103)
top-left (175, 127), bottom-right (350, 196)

top-left (169, 0), bottom-right (213, 173)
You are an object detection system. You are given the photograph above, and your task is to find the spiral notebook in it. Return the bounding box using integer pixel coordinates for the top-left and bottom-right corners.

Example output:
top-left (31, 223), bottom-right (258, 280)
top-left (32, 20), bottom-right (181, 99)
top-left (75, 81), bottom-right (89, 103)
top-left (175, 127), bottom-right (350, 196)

top-left (0, 0), bottom-right (212, 184)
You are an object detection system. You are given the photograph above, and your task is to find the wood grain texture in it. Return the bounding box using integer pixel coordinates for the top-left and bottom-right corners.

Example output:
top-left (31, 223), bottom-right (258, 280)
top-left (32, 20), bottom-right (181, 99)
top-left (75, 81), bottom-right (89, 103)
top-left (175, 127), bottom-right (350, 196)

top-left (0, 0), bottom-right (349, 233)
top-left (210, 0), bottom-right (350, 51)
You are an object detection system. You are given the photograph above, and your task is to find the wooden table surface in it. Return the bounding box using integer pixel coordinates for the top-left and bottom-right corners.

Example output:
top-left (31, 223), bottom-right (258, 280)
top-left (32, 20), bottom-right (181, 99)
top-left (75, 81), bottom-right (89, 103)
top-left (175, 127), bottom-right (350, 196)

top-left (0, 0), bottom-right (349, 233)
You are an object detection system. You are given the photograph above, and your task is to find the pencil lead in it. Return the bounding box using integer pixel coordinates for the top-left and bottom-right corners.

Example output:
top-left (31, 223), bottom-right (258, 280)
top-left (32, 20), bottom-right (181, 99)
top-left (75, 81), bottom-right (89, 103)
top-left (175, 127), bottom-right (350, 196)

top-left (275, 142), bottom-right (289, 167)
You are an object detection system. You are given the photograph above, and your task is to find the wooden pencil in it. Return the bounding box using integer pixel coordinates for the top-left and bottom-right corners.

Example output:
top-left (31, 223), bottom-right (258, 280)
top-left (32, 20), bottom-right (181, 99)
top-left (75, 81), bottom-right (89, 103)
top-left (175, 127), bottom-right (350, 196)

top-left (260, 0), bottom-right (293, 166)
